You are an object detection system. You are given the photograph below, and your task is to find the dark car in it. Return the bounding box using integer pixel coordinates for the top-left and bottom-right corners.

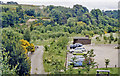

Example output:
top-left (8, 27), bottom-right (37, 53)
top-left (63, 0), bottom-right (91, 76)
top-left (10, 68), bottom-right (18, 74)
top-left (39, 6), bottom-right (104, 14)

top-left (74, 43), bottom-right (83, 47)
top-left (70, 44), bottom-right (74, 49)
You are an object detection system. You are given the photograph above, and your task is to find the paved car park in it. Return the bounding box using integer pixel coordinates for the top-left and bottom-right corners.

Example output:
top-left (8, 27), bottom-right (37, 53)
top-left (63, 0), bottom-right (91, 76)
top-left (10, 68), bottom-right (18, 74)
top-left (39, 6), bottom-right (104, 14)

top-left (84, 44), bottom-right (118, 68)
top-left (67, 44), bottom-right (118, 68)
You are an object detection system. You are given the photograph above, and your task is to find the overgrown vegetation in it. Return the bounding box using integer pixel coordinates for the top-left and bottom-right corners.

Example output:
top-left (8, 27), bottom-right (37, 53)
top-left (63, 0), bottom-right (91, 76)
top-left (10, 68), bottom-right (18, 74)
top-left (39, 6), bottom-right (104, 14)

top-left (43, 37), bottom-right (69, 73)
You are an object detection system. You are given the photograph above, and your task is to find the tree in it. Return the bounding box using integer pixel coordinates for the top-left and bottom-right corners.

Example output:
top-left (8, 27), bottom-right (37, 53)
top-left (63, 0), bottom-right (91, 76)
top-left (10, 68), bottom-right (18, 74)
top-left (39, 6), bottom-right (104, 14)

top-left (7, 1), bottom-right (18, 5)
top-left (82, 49), bottom-right (96, 74)
top-left (23, 29), bottom-right (31, 42)
top-left (2, 28), bottom-right (31, 75)
top-left (105, 59), bottom-right (110, 68)
top-left (103, 35), bottom-right (108, 43)
top-left (91, 9), bottom-right (102, 20)
top-left (109, 33), bottom-right (114, 41)
top-left (44, 45), bottom-right (49, 51)
top-left (71, 56), bottom-right (77, 66)
top-left (1, 50), bottom-right (17, 75)
top-left (114, 37), bottom-right (118, 42)
top-left (25, 9), bottom-right (36, 17)
top-left (96, 37), bottom-right (101, 41)
top-left (30, 24), bottom-right (34, 31)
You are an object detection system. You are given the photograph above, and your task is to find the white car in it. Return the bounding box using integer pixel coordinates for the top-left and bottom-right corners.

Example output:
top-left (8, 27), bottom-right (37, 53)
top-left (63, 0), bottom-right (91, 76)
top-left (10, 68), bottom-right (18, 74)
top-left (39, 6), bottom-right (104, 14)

top-left (69, 47), bottom-right (86, 53)
top-left (69, 49), bottom-right (75, 53)
top-left (74, 47), bottom-right (86, 53)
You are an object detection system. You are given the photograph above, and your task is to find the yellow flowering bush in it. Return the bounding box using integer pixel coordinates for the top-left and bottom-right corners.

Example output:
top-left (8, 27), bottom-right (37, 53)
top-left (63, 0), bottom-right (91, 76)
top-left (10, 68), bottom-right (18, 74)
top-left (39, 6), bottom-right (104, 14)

top-left (32, 16), bottom-right (34, 18)
top-left (34, 23), bottom-right (43, 27)
top-left (19, 18), bottom-right (21, 20)
top-left (77, 21), bottom-right (87, 26)
top-left (20, 39), bottom-right (35, 54)
top-left (104, 31), bottom-right (107, 34)
top-left (30, 43), bottom-right (35, 52)
top-left (35, 20), bottom-right (37, 23)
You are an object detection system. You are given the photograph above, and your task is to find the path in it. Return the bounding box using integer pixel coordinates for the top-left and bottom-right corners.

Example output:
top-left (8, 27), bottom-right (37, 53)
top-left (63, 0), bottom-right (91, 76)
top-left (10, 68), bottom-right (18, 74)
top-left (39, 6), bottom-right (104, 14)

top-left (30, 46), bottom-right (46, 74)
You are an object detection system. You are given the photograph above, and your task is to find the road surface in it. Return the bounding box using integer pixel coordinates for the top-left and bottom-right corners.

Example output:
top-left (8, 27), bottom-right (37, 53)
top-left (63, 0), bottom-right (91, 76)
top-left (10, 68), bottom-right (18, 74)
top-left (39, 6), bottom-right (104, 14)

top-left (30, 46), bottom-right (46, 74)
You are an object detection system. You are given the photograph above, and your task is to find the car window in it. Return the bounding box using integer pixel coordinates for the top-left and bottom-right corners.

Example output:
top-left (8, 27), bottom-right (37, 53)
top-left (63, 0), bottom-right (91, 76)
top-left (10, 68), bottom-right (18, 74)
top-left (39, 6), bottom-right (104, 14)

top-left (75, 48), bottom-right (82, 50)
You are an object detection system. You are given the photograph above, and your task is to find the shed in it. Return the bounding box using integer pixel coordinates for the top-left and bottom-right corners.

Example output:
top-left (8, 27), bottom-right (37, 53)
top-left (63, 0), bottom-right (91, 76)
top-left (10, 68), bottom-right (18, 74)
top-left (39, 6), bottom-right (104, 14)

top-left (73, 37), bottom-right (91, 45)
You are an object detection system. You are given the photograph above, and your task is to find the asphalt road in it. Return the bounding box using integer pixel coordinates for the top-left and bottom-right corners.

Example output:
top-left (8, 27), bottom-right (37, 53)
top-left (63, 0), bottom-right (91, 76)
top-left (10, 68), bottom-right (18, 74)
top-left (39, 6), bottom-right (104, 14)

top-left (30, 46), bottom-right (46, 74)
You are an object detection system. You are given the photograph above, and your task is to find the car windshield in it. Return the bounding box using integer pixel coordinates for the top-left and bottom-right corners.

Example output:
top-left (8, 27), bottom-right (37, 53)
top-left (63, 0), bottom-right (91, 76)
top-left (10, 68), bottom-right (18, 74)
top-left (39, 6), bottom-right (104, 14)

top-left (76, 56), bottom-right (84, 58)
top-left (75, 48), bottom-right (82, 50)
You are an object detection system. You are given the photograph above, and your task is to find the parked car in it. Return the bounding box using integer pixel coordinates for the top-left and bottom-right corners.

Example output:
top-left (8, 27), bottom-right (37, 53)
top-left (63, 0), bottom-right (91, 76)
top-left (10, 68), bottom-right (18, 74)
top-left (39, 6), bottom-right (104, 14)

top-left (73, 47), bottom-right (87, 55)
top-left (70, 43), bottom-right (83, 49)
top-left (70, 55), bottom-right (85, 62)
top-left (74, 43), bottom-right (83, 47)
top-left (69, 55), bottom-right (85, 66)
top-left (74, 47), bottom-right (86, 52)
top-left (70, 44), bottom-right (74, 49)
top-left (69, 49), bottom-right (74, 53)
top-left (69, 47), bottom-right (86, 53)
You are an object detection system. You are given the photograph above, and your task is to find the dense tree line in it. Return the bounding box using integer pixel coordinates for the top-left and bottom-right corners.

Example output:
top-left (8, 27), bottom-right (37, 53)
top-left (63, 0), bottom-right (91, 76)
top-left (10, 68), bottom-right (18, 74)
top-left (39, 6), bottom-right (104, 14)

top-left (2, 4), bottom-right (118, 34)
top-left (0, 1), bottom-right (18, 5)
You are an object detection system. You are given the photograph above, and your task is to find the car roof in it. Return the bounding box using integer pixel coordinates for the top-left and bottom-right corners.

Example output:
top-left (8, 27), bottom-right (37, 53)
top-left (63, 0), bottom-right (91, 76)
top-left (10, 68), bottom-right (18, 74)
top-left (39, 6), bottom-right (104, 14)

top-left (72, 55), bottom-right (84, 58)
top-left (75, 47), bottom-right (84, 49)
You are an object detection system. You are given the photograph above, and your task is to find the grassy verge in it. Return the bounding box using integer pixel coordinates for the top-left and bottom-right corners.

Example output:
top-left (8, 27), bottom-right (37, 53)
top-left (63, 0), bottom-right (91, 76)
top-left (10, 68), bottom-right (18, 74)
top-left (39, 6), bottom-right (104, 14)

top-left (42, 37), bottom-right (69, 73)
top-left (65, 67), bottom-right (118, 74)
top-left (32, 38), bottom-right (53, 46)
top-left (92, 33), bottom-right (118, 45)
top-left (43, 49), bottom-right (68, 72)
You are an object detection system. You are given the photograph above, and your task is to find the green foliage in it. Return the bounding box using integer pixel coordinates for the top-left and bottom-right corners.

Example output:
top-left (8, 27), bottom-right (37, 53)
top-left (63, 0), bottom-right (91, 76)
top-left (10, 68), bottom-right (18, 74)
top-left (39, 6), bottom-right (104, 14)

top-left (82, 49), bottom-right (96, 74)
top-left (1, 50), bottom-right (17, 75)
top-left (105, 59), bottom-right (110, 68)
top-left (7, 1), bottom-right (18, 5)
top-left (25, 9), bottom-right (36, 17)
top-left (91, 9), bottom-right (102, 20)
top-left (2, 28), bottom-right (31, 75)
top-left (109, 33), bottom-right (114, 41)
top-left (96, 37), bottom-right (101, 41)
top-left (56, 37), bottom-right (69, 49)
top-left (114, 37), bottom-right (118, 42)
top-left (23, 29), bottom-right (31, 42)
top-left (43, 37), bottom-right (69, 73)
top-left (65, 67), bottom-right (118, 74)
top-left (44, 45), bottom-right (49, 51)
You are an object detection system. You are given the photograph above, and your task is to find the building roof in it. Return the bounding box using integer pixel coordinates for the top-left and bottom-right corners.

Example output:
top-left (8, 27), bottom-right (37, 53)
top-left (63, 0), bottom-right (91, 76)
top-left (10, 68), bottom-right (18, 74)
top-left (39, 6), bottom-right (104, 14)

top-left (73, 37), bottom-right (89, 39)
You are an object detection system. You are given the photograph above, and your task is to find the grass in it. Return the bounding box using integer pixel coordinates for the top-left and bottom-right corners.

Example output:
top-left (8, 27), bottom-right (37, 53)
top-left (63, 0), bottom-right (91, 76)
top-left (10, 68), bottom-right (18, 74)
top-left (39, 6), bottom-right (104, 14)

top-left (92, 33), bottom-right (118, 45)
top-left (32, 38), bottom-right (53, 46)
top-left (65, 67), bottom-right (119, 74)
top-left (42, 37), bottom-right (69, 72)
top-left (43, 49), bottom-right (67, 72)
